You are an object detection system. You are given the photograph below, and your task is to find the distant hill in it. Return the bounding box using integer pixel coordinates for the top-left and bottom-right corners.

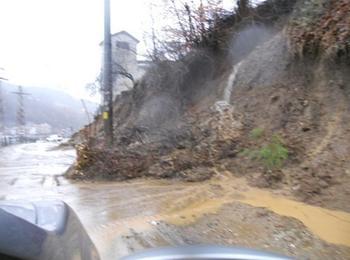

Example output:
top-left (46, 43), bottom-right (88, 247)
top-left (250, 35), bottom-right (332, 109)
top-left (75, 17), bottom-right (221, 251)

top-left (1, 82), bottom-right (98, 131)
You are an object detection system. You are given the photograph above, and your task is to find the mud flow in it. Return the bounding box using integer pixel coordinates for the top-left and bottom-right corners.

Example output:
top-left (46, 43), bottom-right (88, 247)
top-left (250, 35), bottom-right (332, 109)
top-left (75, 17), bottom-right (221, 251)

top-left (1, 143), bottom-right (349, 259)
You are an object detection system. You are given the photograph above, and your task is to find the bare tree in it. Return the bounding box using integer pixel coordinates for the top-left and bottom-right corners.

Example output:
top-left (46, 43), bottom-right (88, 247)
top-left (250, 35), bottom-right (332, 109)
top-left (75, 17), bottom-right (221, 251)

top-left (144, 0), bottom-right (229, 61)
top-left (86, 60), bottom-right (135, 103)
top-left (112, 62), bottom-right (134, 84)
top-left (237, 0), bottom-right (251, 18)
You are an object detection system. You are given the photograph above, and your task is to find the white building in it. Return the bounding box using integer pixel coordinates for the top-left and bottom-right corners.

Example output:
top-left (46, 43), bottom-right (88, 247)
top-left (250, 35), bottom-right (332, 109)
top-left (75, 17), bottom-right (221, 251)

top-left (100, 31), bottom-right (149, 98)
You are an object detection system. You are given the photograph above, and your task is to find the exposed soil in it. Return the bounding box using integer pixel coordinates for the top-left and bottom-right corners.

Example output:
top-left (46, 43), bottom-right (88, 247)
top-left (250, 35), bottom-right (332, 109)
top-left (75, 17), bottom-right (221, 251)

top-left (152, 202), bottom-right (350, 260)
top-left (102, 203), bottom-right (350, 259)
top-left (2, 143), bottom-right (350, 259)
top-left (68, 0), bottom-right (350, 214)
top-left (75, 172), bottom-right (350, 260)
top-left (68, 76), bottom-right (350, 212)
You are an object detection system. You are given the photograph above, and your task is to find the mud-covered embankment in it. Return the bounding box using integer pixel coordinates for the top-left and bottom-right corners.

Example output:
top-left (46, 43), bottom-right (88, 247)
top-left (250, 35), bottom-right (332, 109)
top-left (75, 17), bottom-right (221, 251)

top-left (69, 0), bottom-right (350, 211)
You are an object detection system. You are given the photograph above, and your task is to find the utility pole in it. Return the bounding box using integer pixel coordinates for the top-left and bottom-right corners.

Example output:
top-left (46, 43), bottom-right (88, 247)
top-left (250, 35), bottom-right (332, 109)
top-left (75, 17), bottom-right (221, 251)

top-left (12, 86), bottom-right (30, 141)
top-left (103, 0), bottom-right (114, 147)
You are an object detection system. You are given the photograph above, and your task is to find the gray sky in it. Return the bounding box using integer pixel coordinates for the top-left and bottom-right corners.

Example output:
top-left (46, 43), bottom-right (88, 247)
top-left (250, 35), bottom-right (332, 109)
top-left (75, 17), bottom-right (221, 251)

top-left (0, 0), bottom-right (235, 101)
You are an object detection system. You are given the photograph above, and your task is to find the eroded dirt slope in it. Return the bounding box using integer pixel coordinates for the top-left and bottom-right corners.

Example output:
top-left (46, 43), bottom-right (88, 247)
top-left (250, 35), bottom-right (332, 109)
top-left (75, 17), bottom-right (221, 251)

top-left (69, 0), bottom-right (350, 212)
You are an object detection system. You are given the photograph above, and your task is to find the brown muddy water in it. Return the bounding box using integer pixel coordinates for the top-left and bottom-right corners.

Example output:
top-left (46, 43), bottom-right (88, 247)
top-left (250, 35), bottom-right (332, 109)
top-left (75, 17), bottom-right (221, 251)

top-left (0, 143), bottom-right (349, 259)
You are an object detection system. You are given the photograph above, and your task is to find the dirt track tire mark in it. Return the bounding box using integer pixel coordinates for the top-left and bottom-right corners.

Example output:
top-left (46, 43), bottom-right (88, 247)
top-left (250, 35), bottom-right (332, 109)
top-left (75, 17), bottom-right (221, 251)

top-left (308, 103), bottom-right (344, 160)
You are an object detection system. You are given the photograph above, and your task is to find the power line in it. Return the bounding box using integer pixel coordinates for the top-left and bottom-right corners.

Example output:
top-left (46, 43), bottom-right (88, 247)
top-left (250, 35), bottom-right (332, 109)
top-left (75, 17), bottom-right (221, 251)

top-left (12, 86), bottom-right (31, 138)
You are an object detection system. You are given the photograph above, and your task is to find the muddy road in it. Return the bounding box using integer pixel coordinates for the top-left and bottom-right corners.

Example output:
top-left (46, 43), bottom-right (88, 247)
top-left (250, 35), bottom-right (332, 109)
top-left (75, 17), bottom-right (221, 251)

top-left (0, 143), bottom-right (349, 259)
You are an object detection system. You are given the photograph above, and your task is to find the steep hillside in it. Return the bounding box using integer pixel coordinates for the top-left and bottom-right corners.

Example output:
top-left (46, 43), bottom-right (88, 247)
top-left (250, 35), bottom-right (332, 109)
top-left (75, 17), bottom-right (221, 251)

top-left (1, 82), bottom-right (97, 131)
top-left (69, 0), bottom-right (350, 212)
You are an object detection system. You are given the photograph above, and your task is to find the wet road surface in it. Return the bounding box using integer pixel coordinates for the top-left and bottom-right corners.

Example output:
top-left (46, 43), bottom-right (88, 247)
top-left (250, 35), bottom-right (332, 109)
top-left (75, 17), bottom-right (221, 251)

top-left (1, 143), bottom-right (350, 259)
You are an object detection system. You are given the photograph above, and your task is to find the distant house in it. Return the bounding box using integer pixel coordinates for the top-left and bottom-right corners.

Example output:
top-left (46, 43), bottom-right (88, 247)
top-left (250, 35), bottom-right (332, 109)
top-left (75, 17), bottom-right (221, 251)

top-left (100, 31), bottom-right (149, 97)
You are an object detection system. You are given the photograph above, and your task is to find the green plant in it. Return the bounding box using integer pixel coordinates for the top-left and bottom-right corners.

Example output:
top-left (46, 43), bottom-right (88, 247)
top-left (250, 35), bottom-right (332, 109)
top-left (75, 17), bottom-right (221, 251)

top-left (240, 148), bottom-right (259, 159)
top-left (239, 148), bottom-right (253, 158)
top-left (258, 135), bottom-right (288, 170)
top-left (240, 134), bottom-right (289, 170)
top-left (250, 127), bottom-right (265, 139)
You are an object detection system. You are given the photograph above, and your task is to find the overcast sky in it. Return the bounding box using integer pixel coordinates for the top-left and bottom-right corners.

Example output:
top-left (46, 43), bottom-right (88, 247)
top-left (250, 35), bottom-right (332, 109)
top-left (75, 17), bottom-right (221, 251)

top-left (0, 0), bottom-right (235, 101)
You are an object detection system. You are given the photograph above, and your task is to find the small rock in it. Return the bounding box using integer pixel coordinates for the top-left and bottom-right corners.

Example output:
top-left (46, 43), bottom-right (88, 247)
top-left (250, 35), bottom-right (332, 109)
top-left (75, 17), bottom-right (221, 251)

top-left (292, 184), bottom-right (300, 191)
top-left (301, 126), bottom-right (311, 132)
top-left (150, 220), bottom-right (158, 226)
top-left (319, 180), bottom-right (329, 188)
top-left (270, 95), bottom-right (279, 103)
top-left (256, 210), bottom-right (269, 218)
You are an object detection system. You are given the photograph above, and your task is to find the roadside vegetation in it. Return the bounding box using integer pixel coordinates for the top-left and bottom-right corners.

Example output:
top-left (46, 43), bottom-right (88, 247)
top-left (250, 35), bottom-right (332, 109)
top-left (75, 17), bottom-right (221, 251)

top-left (249, 127), bottom-right (264, 139)
top-left (241, 129), bottom-right (289, 171)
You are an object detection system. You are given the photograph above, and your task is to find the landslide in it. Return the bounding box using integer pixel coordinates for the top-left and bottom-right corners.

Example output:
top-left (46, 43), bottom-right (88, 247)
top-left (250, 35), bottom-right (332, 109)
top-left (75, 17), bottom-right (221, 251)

top-left (69, 0), bottom-right (350, 211)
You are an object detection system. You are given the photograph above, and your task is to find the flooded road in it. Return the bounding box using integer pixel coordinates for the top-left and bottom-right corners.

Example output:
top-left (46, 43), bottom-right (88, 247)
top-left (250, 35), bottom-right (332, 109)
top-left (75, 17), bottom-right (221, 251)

top-left (1, 143), bottom-right (350, 259)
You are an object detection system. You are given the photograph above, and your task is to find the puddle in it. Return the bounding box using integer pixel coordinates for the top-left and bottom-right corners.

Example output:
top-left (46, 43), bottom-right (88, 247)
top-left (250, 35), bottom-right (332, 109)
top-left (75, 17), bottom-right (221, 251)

top-left (238, 187), bottom-right (350, 247)
top-left (159, 176), bottom-right (350, 247)
top-left (1, 143), bottom-right (350, 258)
